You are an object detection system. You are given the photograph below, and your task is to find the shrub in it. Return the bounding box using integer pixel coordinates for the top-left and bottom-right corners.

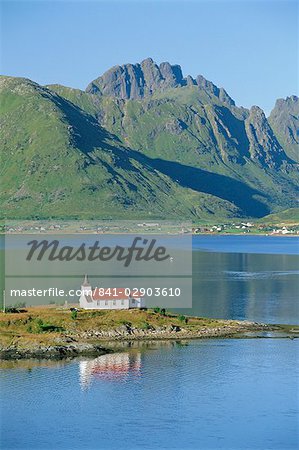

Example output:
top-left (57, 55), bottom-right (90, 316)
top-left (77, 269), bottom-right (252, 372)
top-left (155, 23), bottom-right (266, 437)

top-left (4, 307), bottom-right (19, 314)
top-left (40, 324), bottom-right (64, 332)
top-left (140, 321), bottom-right (151, 330)
top-left (71, 310), bottom-right (78, 320)
top-left (153, 307), bottom-right (161, 313)
top-left (178, 315), bottom-right (187, 323)
top-left (160, 308), bottom-right (166, 316)
top-left (28, 318), bottom-right (64, 333)
top-left (35, 318), bottom-right (44, 333)
top-left (89, 311), bottom-right (105, 317)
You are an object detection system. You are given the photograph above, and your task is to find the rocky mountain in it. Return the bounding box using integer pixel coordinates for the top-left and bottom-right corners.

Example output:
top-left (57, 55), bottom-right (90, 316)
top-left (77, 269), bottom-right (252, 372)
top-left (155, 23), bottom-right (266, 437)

top-left (268, 95), bottom-right (299, 162)
top-left (245, 106), bottom-right (287, 167)
top-left (86, 58), bottom-right (235, 106)
top-left (1, 59), bottom-right (298, 220)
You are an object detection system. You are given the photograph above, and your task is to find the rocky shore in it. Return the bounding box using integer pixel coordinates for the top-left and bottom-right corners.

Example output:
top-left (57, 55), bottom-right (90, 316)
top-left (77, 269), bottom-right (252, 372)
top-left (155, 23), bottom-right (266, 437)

top-left (0, 320), bottom-right (275, 360)
top-left (0, 343), bottom-right (110, 360)
top-left (1, 307), bottom-right (298, 360)
top-left (78, 320), bottom-right (270, 340)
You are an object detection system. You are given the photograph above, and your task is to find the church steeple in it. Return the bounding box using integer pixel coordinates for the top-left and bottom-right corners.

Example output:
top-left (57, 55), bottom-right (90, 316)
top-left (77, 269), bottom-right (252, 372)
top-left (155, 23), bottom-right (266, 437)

top-left (82, 274), bottom-right (90, 287)
top-left (80, 274), bottom-right (92, 306)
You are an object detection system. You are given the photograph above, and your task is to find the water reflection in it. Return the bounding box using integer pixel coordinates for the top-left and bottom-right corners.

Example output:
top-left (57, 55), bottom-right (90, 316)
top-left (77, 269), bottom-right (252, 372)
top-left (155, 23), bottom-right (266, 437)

top-left (100, 339), bottom-right (189, 351)
top-left (2, 339), bottom-right (298, 450)
top-left (180, 251), bottom-right (299, 323)
top-left (0, 359), bottom-right (70, 371)
top-left (79, 352), bottom-right (141, 387)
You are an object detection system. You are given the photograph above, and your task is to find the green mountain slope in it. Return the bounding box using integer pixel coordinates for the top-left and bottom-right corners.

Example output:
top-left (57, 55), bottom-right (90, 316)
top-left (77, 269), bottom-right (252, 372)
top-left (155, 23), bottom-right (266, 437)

top-left (1, 59), bottom-right (298, 220)
top-left (258, 208), bottom-right (299, 223)
top-left (0, 76), bottom-right (244, 219)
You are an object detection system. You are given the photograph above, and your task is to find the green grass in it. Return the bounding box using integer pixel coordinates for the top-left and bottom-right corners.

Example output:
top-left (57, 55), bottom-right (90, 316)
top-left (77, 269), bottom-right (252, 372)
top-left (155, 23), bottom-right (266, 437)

top-left (258, 208), bottom-right (299, 224)
top-left (0, 306), bottom-right (233, 347)
top-left (1, 75), bottom-right (298, 221)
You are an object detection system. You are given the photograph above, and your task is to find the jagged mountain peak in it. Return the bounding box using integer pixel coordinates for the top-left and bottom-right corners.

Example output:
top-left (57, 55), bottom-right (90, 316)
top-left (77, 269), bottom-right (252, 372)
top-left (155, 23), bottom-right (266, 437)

top-left (249, 105), bottom-right (265, 115)
top-left (245, 104), bottom-right (288, 167)
top-left (268, 94), bottom-right (299, 162)
top-left (2, 73), bottom-right (298, 220)
top-left (273, 95), bottom-right (298, 109)
top-left (85, 58), bottom-right (235, 106)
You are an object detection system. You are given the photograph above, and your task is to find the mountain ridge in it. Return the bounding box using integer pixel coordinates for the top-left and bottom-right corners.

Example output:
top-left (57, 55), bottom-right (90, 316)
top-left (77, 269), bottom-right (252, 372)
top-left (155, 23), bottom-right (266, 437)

top-left (269, 95), bottom-right (299, 162)
top-left (1, 59), bottom-right (298, 221)
top-left (86, 57), bottom-right (235, 106)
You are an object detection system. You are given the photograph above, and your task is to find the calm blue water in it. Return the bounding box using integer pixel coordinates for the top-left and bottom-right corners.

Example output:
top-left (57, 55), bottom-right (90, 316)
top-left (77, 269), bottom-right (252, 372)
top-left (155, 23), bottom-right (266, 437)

top-left (186, 236), bottom-right (299, 324)
top-left (192, 235), bottom-right (299, 255)
top-left (1, 339), bottom-right (298, 449)
top-left (2, 236), bottom-right (299, 323)
top-left (1, 236), bottom-right (299, 449)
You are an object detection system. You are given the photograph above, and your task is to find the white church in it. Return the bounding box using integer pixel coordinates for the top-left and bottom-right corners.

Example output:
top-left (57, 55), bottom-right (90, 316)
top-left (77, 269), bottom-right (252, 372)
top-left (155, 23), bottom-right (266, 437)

top-left (79, 275), bottom-right (146, 310)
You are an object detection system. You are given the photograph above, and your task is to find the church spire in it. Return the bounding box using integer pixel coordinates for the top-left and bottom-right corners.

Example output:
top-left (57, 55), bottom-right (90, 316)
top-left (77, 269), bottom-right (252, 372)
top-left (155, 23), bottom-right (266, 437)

top-left (82, 274), bottom-right (90, 287)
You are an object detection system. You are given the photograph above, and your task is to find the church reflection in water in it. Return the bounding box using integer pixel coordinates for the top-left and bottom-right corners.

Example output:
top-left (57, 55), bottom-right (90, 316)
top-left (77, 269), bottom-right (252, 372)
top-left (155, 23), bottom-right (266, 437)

top-left (79, 352), bottom-right (142, 387)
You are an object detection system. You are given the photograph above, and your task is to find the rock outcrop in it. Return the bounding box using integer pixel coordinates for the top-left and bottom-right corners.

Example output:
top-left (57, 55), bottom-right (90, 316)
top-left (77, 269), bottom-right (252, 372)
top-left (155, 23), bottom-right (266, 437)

top-left (245, 106), bottom-right (288, 167)
top-left (0, 343), bottom-right (109, 360)
top-left (86, 57), bottom-right (235, 106)
top-left (2, 65), bottom-right (298, 221)
top-left (269, 95), bottom-right (299, 163)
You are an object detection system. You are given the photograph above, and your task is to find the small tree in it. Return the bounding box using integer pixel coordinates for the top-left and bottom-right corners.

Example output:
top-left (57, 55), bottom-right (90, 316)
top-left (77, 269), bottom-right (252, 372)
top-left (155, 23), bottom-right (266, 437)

top-left (71, 310), bottom-right (78, 320)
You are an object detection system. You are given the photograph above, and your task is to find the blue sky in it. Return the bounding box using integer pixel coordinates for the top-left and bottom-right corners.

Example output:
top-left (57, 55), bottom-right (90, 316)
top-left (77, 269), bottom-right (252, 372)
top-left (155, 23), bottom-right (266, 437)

top-left (1, 0), bottom-right (298, 114)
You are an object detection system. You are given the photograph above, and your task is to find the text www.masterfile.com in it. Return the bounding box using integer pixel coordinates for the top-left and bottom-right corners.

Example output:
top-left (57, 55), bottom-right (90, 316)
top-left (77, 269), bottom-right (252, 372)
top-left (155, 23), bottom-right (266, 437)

top-left (9, 287), bottom-right (183, 298)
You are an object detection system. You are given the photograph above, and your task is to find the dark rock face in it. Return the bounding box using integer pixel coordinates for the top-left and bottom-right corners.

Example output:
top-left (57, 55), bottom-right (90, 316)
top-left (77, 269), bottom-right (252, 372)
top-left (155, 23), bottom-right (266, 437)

top-left (159, 61), bottom-right (184, 87)
top-left (245, 106), bottom-right (287, 167)
top-left (86, 58), bottom-right (235, 106)
top-left (2, 69), bottom-right (298, 221)
top-left (269, 95), bottom-right (299, 163)
top-left (0, 344), bottom-right (109, 360)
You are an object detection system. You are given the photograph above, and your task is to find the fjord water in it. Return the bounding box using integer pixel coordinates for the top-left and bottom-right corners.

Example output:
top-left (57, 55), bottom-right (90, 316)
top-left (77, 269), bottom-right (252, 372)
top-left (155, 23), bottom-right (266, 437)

top-left (1, 339), bottom-right (298, 449)
top-left (2, 235), bottom-right (298, 322)
top-left (1, 236), bottom-right (298, 449)
top-left (188, 235), bottom-right (299, 324)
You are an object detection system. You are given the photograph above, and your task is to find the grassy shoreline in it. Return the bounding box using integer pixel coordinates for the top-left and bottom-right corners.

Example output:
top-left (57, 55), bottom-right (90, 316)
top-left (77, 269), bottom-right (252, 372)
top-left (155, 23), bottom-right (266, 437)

top-left (1, 307), bottom-right (298, 359)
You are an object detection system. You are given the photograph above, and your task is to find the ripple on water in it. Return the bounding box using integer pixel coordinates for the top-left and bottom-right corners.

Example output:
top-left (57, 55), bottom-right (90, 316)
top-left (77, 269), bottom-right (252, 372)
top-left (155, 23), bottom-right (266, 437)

top-left (1, 339), bottom-right (298, 449)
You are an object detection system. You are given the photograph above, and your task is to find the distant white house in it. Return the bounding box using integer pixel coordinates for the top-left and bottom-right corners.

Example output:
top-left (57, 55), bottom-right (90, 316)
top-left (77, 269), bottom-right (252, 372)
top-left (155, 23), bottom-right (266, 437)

top-left (79, 275), bottom-right (145, 310)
